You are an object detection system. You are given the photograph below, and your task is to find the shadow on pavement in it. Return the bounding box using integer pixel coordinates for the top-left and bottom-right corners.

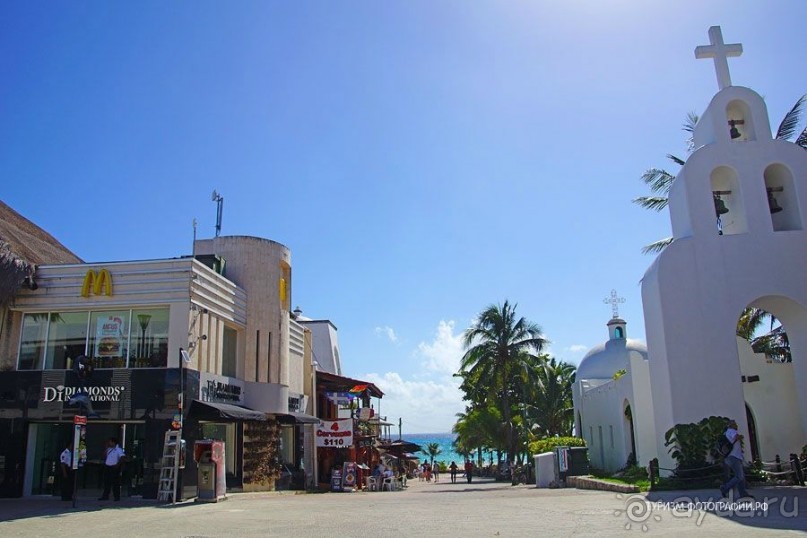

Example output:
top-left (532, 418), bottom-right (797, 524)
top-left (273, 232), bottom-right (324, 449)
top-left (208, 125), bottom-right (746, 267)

top-left (0, 496), bottom-right (158, 523)
top-left (643, 486), bottom-right (806, 532)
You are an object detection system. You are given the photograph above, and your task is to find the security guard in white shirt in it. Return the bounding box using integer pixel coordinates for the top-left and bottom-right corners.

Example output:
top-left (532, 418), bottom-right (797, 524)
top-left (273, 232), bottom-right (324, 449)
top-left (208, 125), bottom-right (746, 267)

top-left (99, 437), bottom-right (125, 501)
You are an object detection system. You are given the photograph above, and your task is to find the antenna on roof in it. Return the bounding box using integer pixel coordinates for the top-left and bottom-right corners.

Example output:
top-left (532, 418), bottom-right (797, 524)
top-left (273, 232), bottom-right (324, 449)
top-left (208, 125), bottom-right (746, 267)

top-left (211, 190), bottom-right (224, 237)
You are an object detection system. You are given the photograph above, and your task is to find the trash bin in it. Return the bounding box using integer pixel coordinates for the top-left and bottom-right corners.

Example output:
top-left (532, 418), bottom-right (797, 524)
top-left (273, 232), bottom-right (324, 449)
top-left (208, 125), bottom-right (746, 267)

top-left (194, 440), bottom-right (226, 502)
top-left (567, 447), bottom-right (590, 477)
top-left (534, 452), bottom-right (557, 488)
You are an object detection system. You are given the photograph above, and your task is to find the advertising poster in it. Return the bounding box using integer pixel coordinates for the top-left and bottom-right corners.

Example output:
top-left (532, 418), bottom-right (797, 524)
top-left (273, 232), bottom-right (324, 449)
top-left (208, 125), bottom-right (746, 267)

top-left (95, 315), bottom-right (124, 357)
top-left (316, 419), bottom-right (353, 448)
top-left (342, 462), bottom-right (357, 489)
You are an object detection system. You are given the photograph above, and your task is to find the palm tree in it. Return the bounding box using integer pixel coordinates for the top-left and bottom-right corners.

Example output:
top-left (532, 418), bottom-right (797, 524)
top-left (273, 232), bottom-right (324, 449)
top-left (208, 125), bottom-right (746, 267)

top-left (460, 301), bottom-right (547, 481)
top-left (524, 356), bottom-right (577, 438)
top-left (423, 442), bottom-right (442, 467)
top-left (453, 404), bottom-right (507, 467)
top-left (736, 307), bottom-right (791, 362)
top-left (634, 95), bottom-right (807, 254)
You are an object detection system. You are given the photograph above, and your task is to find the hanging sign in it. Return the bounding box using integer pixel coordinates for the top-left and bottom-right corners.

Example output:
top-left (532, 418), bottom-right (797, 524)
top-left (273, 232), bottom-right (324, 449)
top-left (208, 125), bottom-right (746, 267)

top-left (316, 419), bottom-right (353, 448)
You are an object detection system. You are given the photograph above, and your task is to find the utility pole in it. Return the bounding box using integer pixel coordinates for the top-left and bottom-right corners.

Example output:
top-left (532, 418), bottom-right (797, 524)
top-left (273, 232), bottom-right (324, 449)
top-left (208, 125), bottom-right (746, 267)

top-left (398, 417), bottom-right (402, 441)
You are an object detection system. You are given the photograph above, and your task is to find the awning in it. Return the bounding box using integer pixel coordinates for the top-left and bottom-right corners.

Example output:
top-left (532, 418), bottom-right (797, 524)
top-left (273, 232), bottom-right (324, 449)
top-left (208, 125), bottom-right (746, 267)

top-left (189, 400), bottom-right (268, 421)
top-left (275, 411), bottom-right (321, 425)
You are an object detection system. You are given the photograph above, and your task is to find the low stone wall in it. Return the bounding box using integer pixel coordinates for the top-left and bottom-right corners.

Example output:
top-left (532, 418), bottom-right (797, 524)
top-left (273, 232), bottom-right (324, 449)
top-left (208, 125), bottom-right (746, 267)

top-left (566, 475), bottom-right (639, 494)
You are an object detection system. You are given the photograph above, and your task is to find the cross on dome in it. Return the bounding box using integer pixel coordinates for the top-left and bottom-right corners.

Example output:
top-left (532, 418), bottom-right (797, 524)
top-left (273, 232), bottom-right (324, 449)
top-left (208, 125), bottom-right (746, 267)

top-left (695, 26), bottom-right (742, 90)
top-left (603, 289), bottom-right (625, 319)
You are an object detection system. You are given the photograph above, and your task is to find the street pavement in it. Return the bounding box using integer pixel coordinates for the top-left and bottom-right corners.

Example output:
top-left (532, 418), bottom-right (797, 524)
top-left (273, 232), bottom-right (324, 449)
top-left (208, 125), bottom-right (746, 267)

top-left (0, 478), bottom-right (805, 537)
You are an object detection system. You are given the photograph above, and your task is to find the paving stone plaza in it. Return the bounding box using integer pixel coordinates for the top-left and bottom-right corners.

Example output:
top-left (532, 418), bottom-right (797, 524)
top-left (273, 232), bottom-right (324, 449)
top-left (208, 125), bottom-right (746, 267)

top-left (1, 478), bottom-right (804, 537)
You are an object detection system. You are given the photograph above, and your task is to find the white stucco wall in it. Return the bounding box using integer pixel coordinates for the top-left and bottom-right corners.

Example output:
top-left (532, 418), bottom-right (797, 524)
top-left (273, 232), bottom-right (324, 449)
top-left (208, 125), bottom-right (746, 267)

top-left (642, 85), bottom-right (807, 469)
top-left (738, 337), bottom-right (803, 462)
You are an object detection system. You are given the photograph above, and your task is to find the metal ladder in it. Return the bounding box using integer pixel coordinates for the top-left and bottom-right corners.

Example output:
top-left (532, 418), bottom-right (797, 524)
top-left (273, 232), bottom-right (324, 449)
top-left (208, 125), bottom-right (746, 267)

top-left (157, 430), bottom-right (181, 503)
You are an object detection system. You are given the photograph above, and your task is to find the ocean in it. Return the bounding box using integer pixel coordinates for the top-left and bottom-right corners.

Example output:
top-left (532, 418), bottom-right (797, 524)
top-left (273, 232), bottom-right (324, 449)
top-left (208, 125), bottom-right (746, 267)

top-left (404, 433), bottom-right (464, 465)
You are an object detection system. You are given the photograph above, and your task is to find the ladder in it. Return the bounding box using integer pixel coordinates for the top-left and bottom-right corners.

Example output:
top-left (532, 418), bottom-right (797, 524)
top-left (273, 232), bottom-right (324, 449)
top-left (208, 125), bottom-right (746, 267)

top-left (157, 430), bottom-right (181, 503)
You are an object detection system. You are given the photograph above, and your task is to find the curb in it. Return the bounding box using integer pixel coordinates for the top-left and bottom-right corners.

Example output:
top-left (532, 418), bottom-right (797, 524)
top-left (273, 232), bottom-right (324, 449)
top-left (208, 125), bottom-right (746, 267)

top-left (566, 475), bottom-right (640, 494)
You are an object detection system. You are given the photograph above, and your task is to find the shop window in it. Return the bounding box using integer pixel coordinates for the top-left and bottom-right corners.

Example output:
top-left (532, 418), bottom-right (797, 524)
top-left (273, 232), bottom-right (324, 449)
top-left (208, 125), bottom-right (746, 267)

top-left (131, 308), bottom-right (169, 368)
top-left (18, 308), bottom-right (170, 371)
top-left (18, 314), bottom-right (48, 370)
top-left (44, 312), bottom-right (88, 370)
top-left (222, 326), bottom-right (237, 377)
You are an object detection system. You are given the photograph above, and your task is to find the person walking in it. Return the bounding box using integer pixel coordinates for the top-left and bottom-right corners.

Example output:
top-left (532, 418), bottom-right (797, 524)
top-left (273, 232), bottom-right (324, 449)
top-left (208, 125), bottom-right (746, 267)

top-left (433, 462), bottom-right (439, 482)
top-left (99, 437), bottom-right (125, 501)
top-left (464, 460), bottom-right (473, 484)
top-left (449, 461), bottom-right (458, 484)
top-left (59, 441), bottom-right (74, 501)
top-left (719, 419), bottom-right (753, 500)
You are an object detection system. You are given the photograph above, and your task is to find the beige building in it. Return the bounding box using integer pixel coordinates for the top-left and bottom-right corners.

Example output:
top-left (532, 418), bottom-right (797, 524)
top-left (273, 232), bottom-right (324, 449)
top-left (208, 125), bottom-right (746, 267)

top-left (0, 231), bottom-right (318, 498)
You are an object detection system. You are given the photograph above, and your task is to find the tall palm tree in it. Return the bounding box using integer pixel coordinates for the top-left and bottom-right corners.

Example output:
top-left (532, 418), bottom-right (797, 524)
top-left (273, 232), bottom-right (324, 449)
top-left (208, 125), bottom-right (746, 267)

top-left (634, 95), bottom-right (807, 254)
top-left (460, 301), bottom-right (547, 481)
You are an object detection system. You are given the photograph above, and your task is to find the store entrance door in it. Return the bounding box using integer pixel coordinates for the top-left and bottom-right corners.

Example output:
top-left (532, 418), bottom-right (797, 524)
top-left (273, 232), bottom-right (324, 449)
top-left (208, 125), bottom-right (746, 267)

top-left (30, 422), bottom-right (145, 498)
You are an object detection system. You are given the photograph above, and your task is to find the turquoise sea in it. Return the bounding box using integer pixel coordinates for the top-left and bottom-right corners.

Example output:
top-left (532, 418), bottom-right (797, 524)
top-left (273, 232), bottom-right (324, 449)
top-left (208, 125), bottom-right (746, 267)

top-left (405, 433), bottom-right (465, 465)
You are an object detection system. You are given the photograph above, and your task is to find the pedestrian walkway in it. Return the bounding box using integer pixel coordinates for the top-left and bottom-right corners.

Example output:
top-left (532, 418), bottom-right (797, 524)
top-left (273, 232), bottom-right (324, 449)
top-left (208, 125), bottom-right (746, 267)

top-left (1, 481), bottom-right (804, 537)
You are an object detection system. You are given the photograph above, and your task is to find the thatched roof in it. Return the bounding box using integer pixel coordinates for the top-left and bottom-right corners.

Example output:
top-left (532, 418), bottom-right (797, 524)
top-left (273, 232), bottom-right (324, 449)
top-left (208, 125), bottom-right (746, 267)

top-left (0, 200), bottom-right (82, 303)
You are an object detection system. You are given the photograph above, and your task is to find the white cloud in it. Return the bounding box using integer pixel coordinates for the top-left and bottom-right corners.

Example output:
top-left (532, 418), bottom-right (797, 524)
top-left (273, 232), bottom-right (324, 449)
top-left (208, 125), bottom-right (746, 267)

top-left (566, 344), bottom-right (588, 353)
top-left (417, 320), bottom-right (464, 374)
top-left (360, 320), bottom-right (468, 433)
top-left (374, 325), bottom-right (398, 343)
top-left (362, 371), bottom-right (463, 434)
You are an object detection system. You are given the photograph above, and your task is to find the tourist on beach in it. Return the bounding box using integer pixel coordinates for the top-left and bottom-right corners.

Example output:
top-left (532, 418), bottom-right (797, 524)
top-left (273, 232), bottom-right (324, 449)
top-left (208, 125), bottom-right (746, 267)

top-left (433, 462), bottom-right (439, 482)
top-left (449, 461), bottom-right (458, 484)
top-left (464, 460), bottom-right (473, 484)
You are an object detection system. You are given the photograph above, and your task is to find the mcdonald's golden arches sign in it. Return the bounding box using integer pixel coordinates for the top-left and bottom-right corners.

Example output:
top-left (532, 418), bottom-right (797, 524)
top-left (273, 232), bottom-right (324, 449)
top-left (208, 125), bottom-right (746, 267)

top-left (81, 269), bottom-right (113, 297)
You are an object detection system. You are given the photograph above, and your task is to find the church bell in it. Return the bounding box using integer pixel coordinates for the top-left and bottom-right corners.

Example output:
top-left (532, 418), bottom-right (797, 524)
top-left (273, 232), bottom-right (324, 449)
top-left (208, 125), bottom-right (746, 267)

top-left (728, 119), bottom-right (744, 140)
top-left (768, 191), bottom-right (783, 214)
top-left (713, 194), bottom-right (729, 216)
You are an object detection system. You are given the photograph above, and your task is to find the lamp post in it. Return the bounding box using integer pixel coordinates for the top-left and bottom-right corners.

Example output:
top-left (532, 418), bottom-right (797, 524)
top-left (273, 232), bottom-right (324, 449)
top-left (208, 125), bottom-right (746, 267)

top-left (137, 314), bottom-right (152, 366)
top-left (311, 360), bottom-right (318, 491)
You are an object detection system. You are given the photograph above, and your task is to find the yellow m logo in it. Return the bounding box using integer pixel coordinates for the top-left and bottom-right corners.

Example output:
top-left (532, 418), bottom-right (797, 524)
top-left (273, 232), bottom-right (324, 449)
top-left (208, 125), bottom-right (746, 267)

top-left (81, 269), bottom-right (113, 297)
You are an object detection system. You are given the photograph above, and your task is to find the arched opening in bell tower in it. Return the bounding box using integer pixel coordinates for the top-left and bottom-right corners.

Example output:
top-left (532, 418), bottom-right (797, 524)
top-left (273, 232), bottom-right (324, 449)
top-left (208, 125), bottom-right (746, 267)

top-left (764, 163), bottom-right (802, 232)
top-left (710, 166), bottom-right (747, 236)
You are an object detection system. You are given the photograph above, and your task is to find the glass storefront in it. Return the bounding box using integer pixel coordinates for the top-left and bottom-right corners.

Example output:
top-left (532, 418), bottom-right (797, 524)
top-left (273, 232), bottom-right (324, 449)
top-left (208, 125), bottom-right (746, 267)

top-left (17, 308), bottom-right (169, 370)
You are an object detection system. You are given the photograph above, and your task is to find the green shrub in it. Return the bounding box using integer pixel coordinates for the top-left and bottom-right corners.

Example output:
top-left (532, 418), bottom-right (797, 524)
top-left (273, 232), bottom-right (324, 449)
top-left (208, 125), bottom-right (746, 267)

top-left (528, 436), bottom-right (586, 455)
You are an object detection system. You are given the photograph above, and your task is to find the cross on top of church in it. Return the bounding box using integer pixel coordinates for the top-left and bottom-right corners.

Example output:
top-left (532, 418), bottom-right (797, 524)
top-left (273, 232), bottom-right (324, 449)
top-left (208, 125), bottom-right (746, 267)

top-left (603, 289), bottom-right (625, 319)
top-left (695, 26), bottom-right (743, 90)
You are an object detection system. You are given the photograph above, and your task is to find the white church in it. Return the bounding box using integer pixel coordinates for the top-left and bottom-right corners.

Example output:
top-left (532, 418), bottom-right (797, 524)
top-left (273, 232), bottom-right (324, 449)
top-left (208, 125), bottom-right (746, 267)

top-left (574, 27), bottom-right (807, 473)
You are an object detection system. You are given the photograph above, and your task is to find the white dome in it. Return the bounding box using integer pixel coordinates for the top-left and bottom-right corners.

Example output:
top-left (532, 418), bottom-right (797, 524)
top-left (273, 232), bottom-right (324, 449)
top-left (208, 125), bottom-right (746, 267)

top-left (576, 317), bottom-right (648, 380)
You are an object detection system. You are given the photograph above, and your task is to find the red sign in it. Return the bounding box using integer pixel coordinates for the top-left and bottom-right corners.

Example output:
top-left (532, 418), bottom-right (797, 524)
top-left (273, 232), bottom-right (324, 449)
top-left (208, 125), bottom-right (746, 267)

top-left (73, 415), bottom-right (87, 425)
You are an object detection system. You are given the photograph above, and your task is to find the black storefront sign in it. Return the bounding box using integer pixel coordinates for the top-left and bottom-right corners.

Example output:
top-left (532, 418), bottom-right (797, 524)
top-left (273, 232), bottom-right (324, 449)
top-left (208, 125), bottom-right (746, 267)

top-left (0, 369), bottom-right (196, 498)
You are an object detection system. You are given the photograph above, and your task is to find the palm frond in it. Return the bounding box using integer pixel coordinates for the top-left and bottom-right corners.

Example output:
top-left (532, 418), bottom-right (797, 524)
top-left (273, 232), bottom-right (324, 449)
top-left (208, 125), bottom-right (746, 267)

top-left (632, 196), bottom-right (669, 212)
top-left (684, 113), bottom-right (699, 152)
top-left (641, 237), bottom-right (673, 255)
top-left (775, 94), bottom-right (807, 141)
top-left (640, 168), bottom-right (676, 194)
top-left (796, 127), bottom-right (807, 149)
top-left (666, 154), bottom-right (686, 167)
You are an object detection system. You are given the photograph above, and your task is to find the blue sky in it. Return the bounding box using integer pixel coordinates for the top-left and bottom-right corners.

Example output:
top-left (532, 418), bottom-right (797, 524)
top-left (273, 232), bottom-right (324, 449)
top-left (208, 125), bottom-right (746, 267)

top-left (2, 1), bottom-right (806, 433)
